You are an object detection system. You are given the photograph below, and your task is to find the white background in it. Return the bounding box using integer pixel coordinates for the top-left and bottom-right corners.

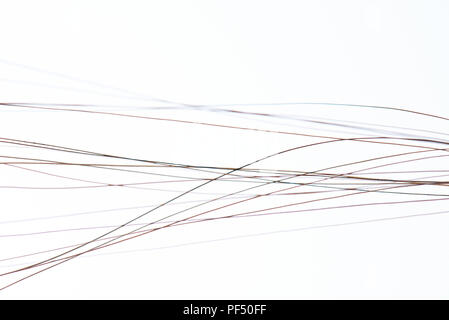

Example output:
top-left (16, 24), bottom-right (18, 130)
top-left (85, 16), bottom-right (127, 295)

top-left (0, 0), bottom-right (449, 299)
